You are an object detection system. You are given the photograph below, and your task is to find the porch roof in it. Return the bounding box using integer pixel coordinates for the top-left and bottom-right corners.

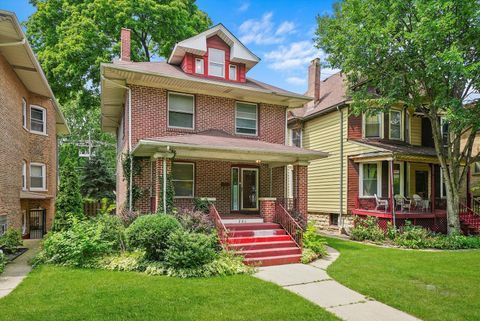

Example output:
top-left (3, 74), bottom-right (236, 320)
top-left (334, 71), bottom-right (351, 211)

top-left (132, 130), bottom-right (328, 165)
top-left (349, 139), bottom-right (439, 163)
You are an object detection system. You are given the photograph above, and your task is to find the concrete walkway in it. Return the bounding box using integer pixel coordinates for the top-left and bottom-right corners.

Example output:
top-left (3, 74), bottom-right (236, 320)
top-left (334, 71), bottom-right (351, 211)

top-left (0, 239), bottom-right (40, 299)
top-left (255, 246), bottom-right (421, 321)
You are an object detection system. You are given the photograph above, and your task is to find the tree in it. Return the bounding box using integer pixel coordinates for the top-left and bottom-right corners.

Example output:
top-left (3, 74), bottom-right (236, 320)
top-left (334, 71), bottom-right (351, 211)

top-left (316, 0), bottom-right (480, 234)
top-left (54, 145), bottom-right (84, 231)
top-left (26, 0), bottom-right (211, 102)
top-left (81, 153), bottom-right (116, 201)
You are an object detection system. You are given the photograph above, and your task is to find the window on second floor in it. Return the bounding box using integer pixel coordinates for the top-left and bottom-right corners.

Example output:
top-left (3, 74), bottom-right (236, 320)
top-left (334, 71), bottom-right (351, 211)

top-left (441, 117), bottom-right (449, 147)
top-left (22, 160), bottom-right (27, 191)
top-left (22, 98), bottom-right (27, 129)
top-left (30, 163), bottom-right (46, 191)
top-left (389, 110), bottom-right (402, 140)
top-left (30, 105), bottom-right (46, 135)
top-left (168, 92), bottom-right (194, 129)
top-left (363, 113), bottom-right (382, 138)
top-left (473, 161), bottom-right (480, 175)
top-left (208, 48), bottom-right (225, 78)
top-left (235, 102), bottom-right (258, 135)
top-left (229, 64), bottom-right (237, 80)
top-left (195, 58), bottom-right (204, 74)
top-left (290, 128), bottom-right (302, 147)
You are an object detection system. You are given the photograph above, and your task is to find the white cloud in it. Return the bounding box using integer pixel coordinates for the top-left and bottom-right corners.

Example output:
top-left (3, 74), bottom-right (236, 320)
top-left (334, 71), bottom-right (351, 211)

top-left (238, 2), bottom-right (250, 12)
top-left (265, 40), bottom-right (321, 71)
top-left (286, 76), bottom-right (306, 85)
top-left (238, 12), bottom-right (295, 45)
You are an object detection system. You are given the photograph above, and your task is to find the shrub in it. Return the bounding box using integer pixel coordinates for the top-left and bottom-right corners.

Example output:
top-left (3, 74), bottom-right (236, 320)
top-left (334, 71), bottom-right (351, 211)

top-left (350, 216), bottom-right (385, 242)
top-left (100, 251), bottom-right (145, 272)
top-left (193, 198), bottom-right (212, 214)
top-left (125, 214), bottom-right (181, 260)
top-left (0, 229), bottom-right (23, 253)
top-left (301, 248), bottom-right (319, 264)
top-left (38, 218), bottom-right (118, 267)
top-left (0, 250), bottom-right (6, 274)
top-left (394, 221), bottom-right (432, 249)
top-left (174, 209), bottom-right (214, 234)
top-left (164, 230), bottom-right (218, 269)
top-left (118, 208), bottom-right (141, 226)
top-left (93, 214), bottom-right (126, 251)
top-left (303, 223), bottom-right (327, 256)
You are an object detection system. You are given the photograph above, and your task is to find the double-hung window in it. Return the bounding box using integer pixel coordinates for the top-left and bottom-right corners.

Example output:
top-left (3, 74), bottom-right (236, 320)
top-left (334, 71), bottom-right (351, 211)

top-left (364, 113), bottom-right (381, 138)
top-left (229, 64), bottom-right (237, 80)
top-left (235, 102), bottom-right (257, 135)
top-left (22, 160), bottom-right (27, 190)
top-left (208, 48), bottom-right (225, 78)
top-left (172, 162), bottom-right (194, 198)
top-left (30, 105), bottom-right (46, 135)
top-left (168, 93), bottom-right (194, 129)
top-left (290, 128), bottom-right (302, 147)
top-left (195, 58), bottom-right (204, 74)
top-left (22, 98), bottom-right (27, 129)
top-left (473, 162), bottom-right (480, 175)
top-left (389, 110), bottom-right (402, 140)
top-left (360, 163), bottom-right (381, 197)
top-left (30, 163), bottom-right (46, 191)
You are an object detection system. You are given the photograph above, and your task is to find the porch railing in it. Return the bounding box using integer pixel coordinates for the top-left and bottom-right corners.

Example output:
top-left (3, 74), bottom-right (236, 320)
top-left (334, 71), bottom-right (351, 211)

top-left (274, 202), bottom-right (303, 248)
top-left (355, 194), bottom-right (447, 213)
top-left (209, 203), bottom-right (230, 248)
top-left (473, 198), bottom-right (480, 216)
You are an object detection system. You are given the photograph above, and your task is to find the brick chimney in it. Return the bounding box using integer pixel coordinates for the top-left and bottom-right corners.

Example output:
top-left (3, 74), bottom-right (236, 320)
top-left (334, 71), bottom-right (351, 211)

top-left (120, 28), bottom-right (131, 62)
top-left (307, 58), bottom-right (321, 102)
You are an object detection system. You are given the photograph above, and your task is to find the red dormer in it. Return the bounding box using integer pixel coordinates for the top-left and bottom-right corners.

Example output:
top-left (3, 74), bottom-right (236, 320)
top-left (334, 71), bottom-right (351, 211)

top-left (168, 24), bottom-right (260, 83)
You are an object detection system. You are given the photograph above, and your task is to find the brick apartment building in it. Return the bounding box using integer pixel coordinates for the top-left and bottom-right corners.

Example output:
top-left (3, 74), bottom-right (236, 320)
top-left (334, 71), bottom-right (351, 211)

top-left (0, 11), bottom-right (69, 238)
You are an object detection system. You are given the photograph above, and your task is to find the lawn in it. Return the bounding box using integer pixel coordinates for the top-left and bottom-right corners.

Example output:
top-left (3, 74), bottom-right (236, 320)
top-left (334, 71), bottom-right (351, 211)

top-left (326, 237), bottom-right (480, 321)
top-left (0, 265), bottom-right (339, 321)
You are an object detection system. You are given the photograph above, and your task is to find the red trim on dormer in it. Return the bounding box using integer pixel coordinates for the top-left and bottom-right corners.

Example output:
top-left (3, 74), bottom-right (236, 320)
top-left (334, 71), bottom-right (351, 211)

top-left (179, 35), bottom-right (246, 83)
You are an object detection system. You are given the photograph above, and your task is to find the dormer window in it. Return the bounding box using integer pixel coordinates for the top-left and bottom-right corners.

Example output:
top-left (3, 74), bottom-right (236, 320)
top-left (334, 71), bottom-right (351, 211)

top-left (208, 48), bottom-right (225, 78)
top-left (195, 58), bottom-right (204, 74)
top-left (389, 110), bottom-right (402, 140)
top-left (363, 113), bottom-right (382, 138)
top-left (229, 64), bottom-right (237, 80)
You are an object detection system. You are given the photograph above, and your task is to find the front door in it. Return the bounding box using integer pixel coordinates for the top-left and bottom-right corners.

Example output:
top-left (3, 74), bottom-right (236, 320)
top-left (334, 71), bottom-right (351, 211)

top-left (29, 209), bottom-right (46, 239)
top-left (231, 167), bottom-right (259, 212)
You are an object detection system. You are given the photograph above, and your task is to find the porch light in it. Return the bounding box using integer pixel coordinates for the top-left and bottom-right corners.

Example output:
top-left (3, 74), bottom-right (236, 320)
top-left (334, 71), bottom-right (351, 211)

top-left (256, 160), bottom-right (262, 164)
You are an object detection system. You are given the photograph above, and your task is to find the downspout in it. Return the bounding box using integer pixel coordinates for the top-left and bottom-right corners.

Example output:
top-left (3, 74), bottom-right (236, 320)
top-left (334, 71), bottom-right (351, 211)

top-left (337, 106), bottom-right (344, 227)
top-left (101, 76), bottom-right (132, 211)
top-left (163, 146), bottom-right (171, 215)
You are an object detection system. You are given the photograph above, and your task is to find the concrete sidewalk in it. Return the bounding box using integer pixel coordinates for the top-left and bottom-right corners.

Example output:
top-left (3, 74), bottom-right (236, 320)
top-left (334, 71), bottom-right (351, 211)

top-left (0, 239), bottom-right (40, 299)
top-left (254, 247), bottom-right (421, 321)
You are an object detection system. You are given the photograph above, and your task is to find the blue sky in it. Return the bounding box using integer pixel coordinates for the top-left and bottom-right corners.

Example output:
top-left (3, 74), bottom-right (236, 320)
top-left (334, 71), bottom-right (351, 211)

top-left (2, 0), bottom-right (336, 94)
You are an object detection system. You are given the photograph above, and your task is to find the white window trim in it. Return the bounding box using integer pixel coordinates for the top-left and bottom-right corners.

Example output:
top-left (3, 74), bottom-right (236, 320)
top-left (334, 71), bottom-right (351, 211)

top-left (389, 109), bottom-right (403, 140)
top-left (235, 101), bottom-right (258, 136)
top-left (30, 105), bottom-right (47, 135)
top-left (388, 162), bottom-right (405, 197)
top-left (30, 162), bottom-right (46, 191)
top-left (229, 64), bottom-right (237, 80)
top-left (22, 98), bottom-right (28, 130)
top-left (362, 112), bottom-right (383, 139)
top-left (22, 160), bottom-right (27, 191)
top-left (473, 161), bottom-right (480, 175)
top-left (359, 162), bottom-right (382, 198)
top-left (195, 58), bottom-right (204, 74)
top-left (172, 162), bottom-right (195, 199)
top-left (167, 92), bottom-right (195, 130)
top-left (208, 48), bottom-right (225, 78)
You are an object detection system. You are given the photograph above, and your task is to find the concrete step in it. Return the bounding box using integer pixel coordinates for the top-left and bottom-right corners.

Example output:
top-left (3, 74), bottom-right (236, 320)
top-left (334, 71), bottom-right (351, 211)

top-left (239, 247), bottom-right (301, 259)
top-left (227, 234), bottom-right (292, 244)
top-left (229, 229), bottom-right (286, 238)
top-left (244, 254), bottom-right (302, 267)
top-left (225, 223), bottom-right (282, 231)
top-left (229, 240), bottom-right (297, 251)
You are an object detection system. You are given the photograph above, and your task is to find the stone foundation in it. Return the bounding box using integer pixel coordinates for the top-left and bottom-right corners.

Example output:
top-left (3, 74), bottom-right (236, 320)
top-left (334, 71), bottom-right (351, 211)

top-left (308, 213), bottom-right (355, 233)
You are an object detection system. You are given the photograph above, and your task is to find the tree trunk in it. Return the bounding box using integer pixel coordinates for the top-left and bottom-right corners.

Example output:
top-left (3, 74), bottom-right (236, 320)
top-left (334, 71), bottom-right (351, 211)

top-left (445, 182), bottom-right (461, 234)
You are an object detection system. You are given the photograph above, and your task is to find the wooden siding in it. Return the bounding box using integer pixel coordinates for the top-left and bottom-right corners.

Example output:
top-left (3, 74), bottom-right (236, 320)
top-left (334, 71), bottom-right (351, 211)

top-left (411, 116), bottom-right (422, 146)
top-left (302, 107), bottom-right (377, 214)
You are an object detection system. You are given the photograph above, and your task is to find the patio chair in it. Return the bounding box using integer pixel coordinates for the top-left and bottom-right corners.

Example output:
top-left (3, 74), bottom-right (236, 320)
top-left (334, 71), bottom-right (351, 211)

top-left (374, 194), bottom-right (388, 212)
top-left (412, 194), bottom-right (429, 212)
top-left (394, 194), bottom-right (411, 212)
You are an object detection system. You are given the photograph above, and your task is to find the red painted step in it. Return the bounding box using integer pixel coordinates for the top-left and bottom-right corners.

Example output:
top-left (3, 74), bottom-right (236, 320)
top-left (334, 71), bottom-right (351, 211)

top-left (225, 223), bottom-right (282, 231)
top-left (229, 240), bottom-right (297, 251)
top-left (239, 247), bottom-right (301, 259)
top-left (229, 229), bottom-right (286, 238)
top-left (227, 234), bottom-right (292, 244)
top-left (244, 254), bottom-right (302, 267)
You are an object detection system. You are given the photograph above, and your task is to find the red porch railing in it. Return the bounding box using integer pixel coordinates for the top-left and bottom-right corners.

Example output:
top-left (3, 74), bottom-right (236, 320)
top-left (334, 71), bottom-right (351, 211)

top-left (209, 203), bottom-right (230, 248)
top-left (274, 202), bottom-right (303, 248)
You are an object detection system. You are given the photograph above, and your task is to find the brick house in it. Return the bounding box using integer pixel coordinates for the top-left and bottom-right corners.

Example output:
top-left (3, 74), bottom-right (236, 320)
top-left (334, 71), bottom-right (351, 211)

top-left (0, 11), bottom-right (69, 238)
top-left (101, 24), bottom-right (327, 265)
top-left (289, 59), bottom-right (477, 233)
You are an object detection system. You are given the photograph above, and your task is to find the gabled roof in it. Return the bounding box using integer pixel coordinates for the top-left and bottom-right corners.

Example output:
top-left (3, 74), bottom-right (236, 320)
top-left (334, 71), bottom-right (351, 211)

top-left (291, 72), bottom-right (348, 121)
top-left (0, 10), bottom-right (69, 135)
top-left (168, 23), bottom-right (260, 71)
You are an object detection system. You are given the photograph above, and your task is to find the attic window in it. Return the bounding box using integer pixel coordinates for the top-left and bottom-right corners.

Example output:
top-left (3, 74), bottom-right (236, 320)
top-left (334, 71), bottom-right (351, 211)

top-left (229, 64), bottom-right (237, 80)
top-left (208, 48), bottom-right (225, 78)
top-left (195, 58), bottom-right (204, 74)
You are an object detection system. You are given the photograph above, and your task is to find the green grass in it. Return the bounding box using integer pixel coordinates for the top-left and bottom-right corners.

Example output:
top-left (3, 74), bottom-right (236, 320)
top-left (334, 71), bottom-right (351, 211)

top-left (326, 237), bottom-right (480, 321)
top-left (0, 265), bottom-right (339, 321)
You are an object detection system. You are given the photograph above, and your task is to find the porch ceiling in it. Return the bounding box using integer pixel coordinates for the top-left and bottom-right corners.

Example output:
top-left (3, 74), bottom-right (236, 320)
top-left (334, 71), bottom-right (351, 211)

top-left (132, 131), bottom-right (328, 165)
top-left (350, 151), bottom-right (439, 164)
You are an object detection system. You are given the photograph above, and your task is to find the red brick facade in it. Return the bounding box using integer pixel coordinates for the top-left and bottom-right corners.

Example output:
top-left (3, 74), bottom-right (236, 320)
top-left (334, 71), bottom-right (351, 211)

top-left (0, 53), bottom-right (59, 236)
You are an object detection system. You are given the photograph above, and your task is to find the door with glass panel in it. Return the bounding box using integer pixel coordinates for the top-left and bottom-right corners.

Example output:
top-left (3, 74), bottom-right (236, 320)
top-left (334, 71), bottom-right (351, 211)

top-left (231, 167), bottom-right (259, 212)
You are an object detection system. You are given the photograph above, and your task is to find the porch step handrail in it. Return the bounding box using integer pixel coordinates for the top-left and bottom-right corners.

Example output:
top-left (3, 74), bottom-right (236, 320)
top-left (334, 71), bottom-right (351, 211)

top-left (274, 202), bottom-right (303, 248)
top-left (209, 203), bottom-right (230, 248)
